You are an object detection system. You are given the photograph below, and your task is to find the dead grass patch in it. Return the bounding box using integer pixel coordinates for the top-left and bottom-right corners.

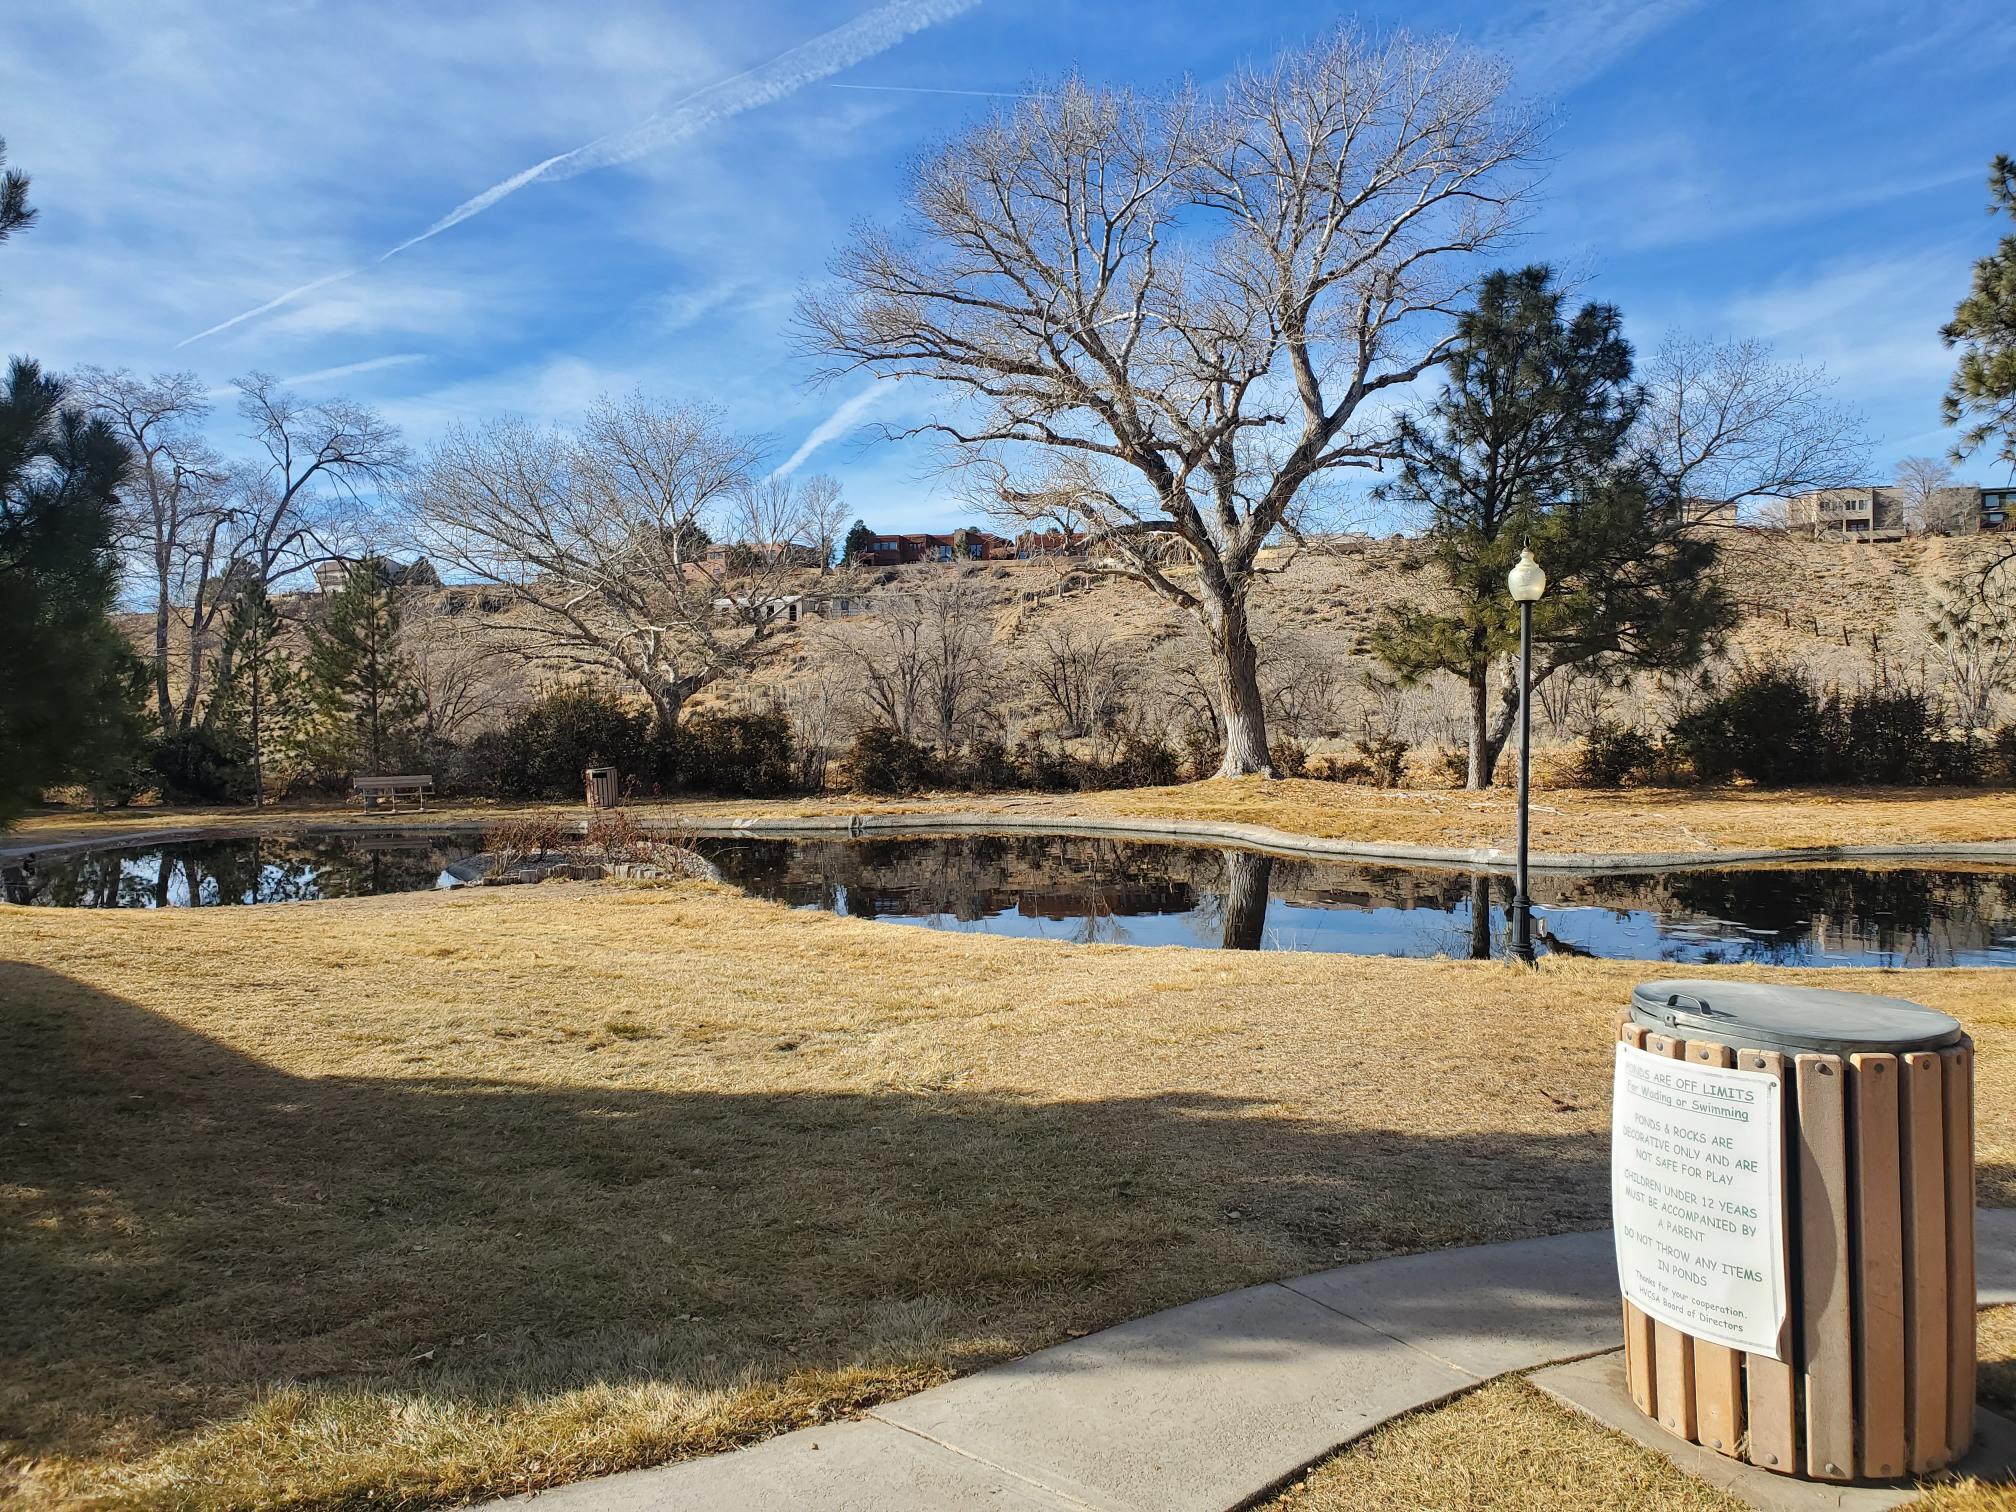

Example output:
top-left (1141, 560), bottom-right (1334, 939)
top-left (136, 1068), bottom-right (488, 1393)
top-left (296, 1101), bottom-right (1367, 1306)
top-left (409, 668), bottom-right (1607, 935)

top-left (1261, 1377), bottom-right (1747, 1511)
top-left (1087, 778), bottom-right (2016, 855)
top-left (3, 883), bottom-right (2013, 1507)
top-left (1266, 1310), bottom-right (2016, 1512)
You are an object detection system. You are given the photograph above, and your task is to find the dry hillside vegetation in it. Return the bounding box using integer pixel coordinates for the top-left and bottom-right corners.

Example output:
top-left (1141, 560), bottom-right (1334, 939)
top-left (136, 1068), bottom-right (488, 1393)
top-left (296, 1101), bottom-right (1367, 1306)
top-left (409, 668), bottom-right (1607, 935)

top-left (5, 881), bottom-right (2014, 1507)
top-left (119, 530), bottom-right (2016, 777)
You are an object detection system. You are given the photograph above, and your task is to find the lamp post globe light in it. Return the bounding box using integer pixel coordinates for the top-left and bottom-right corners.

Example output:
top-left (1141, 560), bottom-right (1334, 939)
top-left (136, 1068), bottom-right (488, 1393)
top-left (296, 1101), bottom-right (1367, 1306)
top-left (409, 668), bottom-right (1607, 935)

top-left (1507, 547), bottom-right (1546, 964)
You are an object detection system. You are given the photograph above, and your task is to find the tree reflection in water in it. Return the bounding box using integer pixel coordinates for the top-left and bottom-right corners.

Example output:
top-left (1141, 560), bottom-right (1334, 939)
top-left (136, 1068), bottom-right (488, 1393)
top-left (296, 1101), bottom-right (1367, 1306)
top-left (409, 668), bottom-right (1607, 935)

top-left (18, 834), bottom-right (482, 908)
top-left (22, 831), bottom-right (2016, 968)
top-left (701, 836), bottom-right (2016, 967)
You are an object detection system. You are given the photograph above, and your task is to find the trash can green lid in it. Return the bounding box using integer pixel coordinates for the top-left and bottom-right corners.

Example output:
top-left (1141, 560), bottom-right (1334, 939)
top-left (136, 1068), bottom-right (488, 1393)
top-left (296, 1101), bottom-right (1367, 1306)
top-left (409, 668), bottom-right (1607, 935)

top-left (1629, 978), bottom-right (1962, 1058)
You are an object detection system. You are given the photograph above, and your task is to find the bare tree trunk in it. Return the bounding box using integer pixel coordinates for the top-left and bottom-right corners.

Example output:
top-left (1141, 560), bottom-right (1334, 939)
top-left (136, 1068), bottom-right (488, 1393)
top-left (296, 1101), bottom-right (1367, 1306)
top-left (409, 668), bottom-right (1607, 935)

top-left (1468, 664), bottom-right (1526, 790)
top-left (1211, 595), bottom-right (1272, 778)
top-left (1467, 670), bottom-right (1494, 789)
top-left (153, 565), bottom-right (174, 735)
top-left (1220, 849), bottom-right (1272, 950)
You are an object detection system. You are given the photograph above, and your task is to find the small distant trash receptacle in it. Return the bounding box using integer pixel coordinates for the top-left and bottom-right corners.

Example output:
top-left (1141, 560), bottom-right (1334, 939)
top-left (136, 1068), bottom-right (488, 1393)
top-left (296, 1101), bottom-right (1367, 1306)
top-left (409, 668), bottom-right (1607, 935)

top-left (1613, 978), bottom-right (1974, 1484)
top-left (583, 766), bottom-right (620, 809)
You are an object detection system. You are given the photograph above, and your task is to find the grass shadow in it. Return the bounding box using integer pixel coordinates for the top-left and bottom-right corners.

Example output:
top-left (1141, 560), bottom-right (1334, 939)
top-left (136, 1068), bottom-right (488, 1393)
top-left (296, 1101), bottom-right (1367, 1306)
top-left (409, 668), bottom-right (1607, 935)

top-left (1, 958), bottom-right (1631, 1505)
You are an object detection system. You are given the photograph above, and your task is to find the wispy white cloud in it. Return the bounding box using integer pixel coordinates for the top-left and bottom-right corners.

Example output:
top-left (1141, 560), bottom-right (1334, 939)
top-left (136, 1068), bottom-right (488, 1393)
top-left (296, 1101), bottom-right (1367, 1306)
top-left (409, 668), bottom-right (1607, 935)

top-left (203, 352), bottom-right (429, 399)
top-left (772, 381), bottom-right (892, 478)
top-left (177, 0), bottom-right (979, 349)
top-left (283, 352), bottom-right (430, 387)
top-left (1487, 0), bottom-right (1702, 94)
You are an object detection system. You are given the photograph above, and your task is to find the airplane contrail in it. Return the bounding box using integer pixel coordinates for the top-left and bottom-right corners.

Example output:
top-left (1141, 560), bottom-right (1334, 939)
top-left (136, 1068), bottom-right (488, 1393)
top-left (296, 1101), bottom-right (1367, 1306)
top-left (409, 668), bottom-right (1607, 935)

top-left (772, 381), bottom-right (892, 478)
top-left (829, 81), bottom-right (1030, 97)
top-left (179, 0), bottom-right (979, 348)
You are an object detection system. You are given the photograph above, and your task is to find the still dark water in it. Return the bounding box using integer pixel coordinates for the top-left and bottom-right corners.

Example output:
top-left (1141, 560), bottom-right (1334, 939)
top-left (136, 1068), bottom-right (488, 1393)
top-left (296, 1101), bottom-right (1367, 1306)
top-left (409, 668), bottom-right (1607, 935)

top-left (12, 830), bottom-right (2016, 967)
top-left (4, 833), bottom-right (482, 909)
top-left (698, 834), bottom-right (2016, 968)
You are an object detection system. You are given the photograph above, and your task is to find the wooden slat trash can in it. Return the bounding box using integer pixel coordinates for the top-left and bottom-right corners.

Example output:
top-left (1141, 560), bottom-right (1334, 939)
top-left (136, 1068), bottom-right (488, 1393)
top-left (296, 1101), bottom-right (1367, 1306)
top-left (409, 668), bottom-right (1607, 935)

top-left (583, 766), bottom-right (620, 810)
top-left (1615, 979), bottom-right (1974, 1483)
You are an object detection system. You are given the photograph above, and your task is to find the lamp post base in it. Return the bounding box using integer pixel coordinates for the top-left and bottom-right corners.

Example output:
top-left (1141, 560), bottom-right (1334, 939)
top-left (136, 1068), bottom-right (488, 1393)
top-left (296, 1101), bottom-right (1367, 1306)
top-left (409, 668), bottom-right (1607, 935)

top-left (1508, 898), bottom-right (1536, 964)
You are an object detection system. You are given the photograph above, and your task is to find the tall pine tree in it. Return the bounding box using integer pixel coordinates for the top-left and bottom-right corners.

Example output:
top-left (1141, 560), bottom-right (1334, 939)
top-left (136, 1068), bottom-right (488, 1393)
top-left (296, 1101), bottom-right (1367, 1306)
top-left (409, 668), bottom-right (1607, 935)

top-left (305, 558), bottom-right (420, 777)
top-left (0, 136), bottom-right (148, 822)
top-left (1944, 155), bottom-right (2016, 471)
top-left (210, 582), bottom-right (305, 803)
top-left (1371, 266), bottom-right (1729, 787)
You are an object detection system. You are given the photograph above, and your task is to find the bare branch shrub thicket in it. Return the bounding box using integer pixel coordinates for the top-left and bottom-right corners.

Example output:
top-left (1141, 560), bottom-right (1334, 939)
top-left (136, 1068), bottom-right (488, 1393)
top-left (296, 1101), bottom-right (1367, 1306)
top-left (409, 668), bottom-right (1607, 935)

top-left (826, 570), bottom-right (1002, 750)
top-left (1021, 622), bottom-right (1135, 739)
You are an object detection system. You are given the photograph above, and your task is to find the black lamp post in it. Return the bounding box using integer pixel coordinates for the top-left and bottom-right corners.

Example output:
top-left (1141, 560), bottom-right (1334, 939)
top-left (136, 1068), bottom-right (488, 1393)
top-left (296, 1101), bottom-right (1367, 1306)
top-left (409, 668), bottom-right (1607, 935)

top-left (1507, 546), bottom-right (1547, 964)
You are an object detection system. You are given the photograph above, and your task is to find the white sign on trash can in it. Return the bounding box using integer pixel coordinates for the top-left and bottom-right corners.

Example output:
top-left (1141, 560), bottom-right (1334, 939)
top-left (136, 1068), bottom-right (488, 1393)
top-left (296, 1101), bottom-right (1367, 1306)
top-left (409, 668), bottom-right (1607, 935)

top-left (1611, 1042), bottom-right (1788, 1358)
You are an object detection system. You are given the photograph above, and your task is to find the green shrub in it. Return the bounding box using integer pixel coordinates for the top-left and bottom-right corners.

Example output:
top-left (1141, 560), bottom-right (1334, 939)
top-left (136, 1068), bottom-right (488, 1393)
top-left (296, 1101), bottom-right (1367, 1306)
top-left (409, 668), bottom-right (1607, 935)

top-left (1081, 734), bottom-right (1181, 791)
top-left (1668, 671), bottom-right (1969, 788)
top-left (1575, 723), bottom-right (1662, 788)
top-left (670, 712), bottom-right (797, 797)
top-left (1839, 686), bottom-right (1941, 785)
top-left (1013, 737), bottom-right (1082, 791)
top-left (151, 728), bottom-right (247, 803)
top-left (468, 686), bottom-right (652, 800)
top-left (1670, 668), bottom-right (1824, 786)
top-left (847, 726), bottom-right (939, 795)
top-left (943, 738), bottom-right (1021, 792)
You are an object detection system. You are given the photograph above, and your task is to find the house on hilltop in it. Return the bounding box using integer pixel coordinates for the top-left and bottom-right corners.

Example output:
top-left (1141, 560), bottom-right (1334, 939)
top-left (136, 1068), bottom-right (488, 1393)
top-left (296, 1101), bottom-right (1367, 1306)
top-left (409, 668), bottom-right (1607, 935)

top-left (852, 528), bottom-right (1085, 565)
top-left (1783, 485), bottom-right (1994, 540)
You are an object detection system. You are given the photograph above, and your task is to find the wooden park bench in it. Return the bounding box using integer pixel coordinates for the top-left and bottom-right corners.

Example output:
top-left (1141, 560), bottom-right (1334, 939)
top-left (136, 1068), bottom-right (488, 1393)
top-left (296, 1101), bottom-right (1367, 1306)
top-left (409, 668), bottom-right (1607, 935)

top-left (354, 774), bottom-right (434, 812)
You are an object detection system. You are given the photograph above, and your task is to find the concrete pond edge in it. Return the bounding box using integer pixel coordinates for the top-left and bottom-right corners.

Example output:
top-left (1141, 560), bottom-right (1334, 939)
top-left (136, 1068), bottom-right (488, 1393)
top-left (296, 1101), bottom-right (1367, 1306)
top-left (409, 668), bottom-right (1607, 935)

top-left (11, 807), bottom-right (2016, 876)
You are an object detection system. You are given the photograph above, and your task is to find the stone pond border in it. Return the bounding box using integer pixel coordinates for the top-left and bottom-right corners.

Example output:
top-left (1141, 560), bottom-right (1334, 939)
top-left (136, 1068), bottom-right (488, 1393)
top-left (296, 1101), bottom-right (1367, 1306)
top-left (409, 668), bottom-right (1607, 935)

top-left (11, 808), bottom-right (2016, 876)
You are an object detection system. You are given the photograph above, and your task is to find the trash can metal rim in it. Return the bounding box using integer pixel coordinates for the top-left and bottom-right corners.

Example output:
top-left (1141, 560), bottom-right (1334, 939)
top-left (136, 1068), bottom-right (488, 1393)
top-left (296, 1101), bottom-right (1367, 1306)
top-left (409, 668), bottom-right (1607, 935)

top-left (1628, 977), bottom-right (1962, 1058)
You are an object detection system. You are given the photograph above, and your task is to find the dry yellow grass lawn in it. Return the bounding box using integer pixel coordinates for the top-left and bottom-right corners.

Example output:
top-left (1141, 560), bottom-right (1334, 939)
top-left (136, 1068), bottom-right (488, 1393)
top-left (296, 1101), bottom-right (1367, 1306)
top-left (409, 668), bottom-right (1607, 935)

top-left (4, 881), bottom-right (2015, 1508)
top-left (1262, 1378), bottom-right (1750, 1512)
top-left (1090, 778), bottom-right (2016, 854)
top-left (15, 778), bottom-right (2016, 862)
top-left (1263, 1310), bottom-right (2016, 1512)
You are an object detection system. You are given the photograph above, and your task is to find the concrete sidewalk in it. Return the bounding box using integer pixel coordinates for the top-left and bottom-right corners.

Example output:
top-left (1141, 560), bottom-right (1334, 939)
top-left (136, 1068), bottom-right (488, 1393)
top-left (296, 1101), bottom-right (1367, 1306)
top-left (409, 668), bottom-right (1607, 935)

top-left (505, 1210), bottom-right (2016, 1511)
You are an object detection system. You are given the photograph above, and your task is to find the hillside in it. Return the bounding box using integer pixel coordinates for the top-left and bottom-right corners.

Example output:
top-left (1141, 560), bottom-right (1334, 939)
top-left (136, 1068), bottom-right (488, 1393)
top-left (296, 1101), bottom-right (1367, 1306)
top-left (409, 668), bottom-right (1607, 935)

top-left (117, 530), bottom-right (2016, 773)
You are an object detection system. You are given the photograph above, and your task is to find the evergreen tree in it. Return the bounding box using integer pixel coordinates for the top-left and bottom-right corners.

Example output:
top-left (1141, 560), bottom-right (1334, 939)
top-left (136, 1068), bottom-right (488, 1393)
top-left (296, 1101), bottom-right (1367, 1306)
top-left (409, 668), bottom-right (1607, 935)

top-left (1370, 266), bottom-right (1730, 787)
top-left (1943, 155), bottom-right (2016, 471)
top-left (305, 558), bottom-right (420, 776)
top-left (843, 518), bottom-right (876, 564)
top-left (210, 582), bottom-right (306, 803)
top-left (0, 139), bottom-right (149, 821)
top-left (0, 357), bottom-right (143, 820)
top-left (0, 136), bottom-right (35, 246)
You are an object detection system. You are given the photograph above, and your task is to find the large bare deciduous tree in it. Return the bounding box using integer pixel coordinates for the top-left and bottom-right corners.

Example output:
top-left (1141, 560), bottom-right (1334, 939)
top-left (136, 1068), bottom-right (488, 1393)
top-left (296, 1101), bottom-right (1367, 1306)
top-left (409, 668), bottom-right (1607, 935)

top-left (75, 367), bottom-right (228, 732)
top-left (78, 368), bottom-right (404, 731)
top-left (797, 472), bottom-right (849, 572)
top-left (802, 29), bottom-right (1540, 775)
top-left (410, 396), bottom-right (812, 728)
top-left (1638, 336), bottom-right (1868, 521)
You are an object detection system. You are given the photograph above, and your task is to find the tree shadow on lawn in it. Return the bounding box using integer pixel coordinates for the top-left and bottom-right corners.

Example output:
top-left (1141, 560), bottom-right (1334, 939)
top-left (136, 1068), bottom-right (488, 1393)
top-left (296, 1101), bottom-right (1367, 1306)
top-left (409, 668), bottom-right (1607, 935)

top-left (9, 961), bottom-right (1996, 1502)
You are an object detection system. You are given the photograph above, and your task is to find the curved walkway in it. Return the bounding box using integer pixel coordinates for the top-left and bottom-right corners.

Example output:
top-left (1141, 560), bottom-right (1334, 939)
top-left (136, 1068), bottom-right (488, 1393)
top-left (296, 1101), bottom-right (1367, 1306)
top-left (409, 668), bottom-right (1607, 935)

top-left (505, 1211), bottom-right (2016, 1511)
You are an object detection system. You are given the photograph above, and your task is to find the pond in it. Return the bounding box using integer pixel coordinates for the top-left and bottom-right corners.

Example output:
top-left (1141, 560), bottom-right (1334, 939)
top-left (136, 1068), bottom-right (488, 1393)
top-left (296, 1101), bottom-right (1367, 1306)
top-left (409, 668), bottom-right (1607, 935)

top-left (698, 833), bottom-right (2016, 968)
top-left (11, 829), bottom-right (2016, 968)
top-left (3, 832), bottom-right (483, 909)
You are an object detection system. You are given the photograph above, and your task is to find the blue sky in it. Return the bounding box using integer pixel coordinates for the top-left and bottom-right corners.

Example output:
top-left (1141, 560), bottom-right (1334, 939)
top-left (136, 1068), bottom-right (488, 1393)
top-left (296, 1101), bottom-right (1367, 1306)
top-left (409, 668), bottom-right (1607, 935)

top-left (5, 0), bottom-right (2013, 533)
